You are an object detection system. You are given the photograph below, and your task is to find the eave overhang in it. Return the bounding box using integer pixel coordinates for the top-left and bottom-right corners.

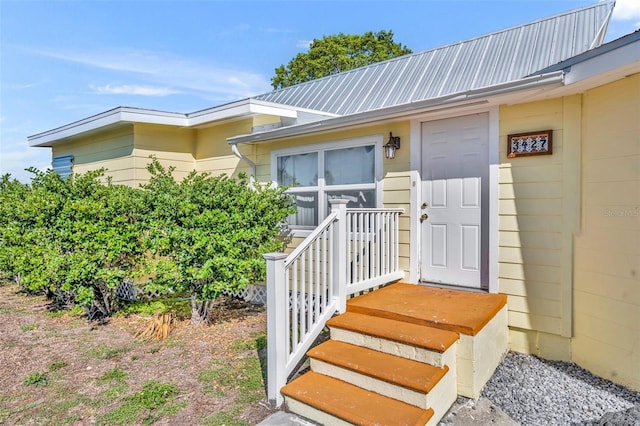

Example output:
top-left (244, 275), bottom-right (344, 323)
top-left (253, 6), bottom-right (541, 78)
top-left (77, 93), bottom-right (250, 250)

top-left (228, 71), bottom-right (566, 145)
top-left (28, 99), bottom-right (334, 148)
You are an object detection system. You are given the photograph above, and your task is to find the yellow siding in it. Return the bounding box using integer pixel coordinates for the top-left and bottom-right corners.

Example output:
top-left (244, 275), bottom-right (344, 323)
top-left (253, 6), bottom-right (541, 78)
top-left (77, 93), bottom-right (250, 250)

top-left (572, 74), bottom-right (640, 391)
top-left (194, 119), bottom-right (252, 161)
top-left (193, 117), bottom-right (291, 178)
top-left (132, 123), bottom-right (195, 185)
top-left (498, 97), bottom-right (577, 342)
top-left (51, 125), bottom-right (136, 185)
top-left (509, 328), bottom-right (571, 361)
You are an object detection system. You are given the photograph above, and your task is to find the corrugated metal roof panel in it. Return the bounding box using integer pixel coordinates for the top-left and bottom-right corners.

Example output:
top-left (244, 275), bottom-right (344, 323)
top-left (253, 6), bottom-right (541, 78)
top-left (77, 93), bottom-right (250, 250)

top-left (390, 54), bottom-right (432, 105)
top-left (255, 2), bottom-right (614, 115)
top-left (445, 38), bottom-right (488, 95)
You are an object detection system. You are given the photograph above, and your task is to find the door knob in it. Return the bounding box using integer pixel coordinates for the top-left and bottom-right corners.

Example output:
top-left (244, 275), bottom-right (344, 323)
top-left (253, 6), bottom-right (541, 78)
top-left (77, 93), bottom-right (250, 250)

top-left (420, 213), bottom-right (429, 222)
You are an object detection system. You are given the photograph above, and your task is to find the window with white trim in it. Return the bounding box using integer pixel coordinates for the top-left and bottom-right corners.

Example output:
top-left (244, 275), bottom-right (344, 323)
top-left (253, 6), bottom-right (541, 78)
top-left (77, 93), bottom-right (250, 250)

top-left (272, 137), bottom-right (382, 230)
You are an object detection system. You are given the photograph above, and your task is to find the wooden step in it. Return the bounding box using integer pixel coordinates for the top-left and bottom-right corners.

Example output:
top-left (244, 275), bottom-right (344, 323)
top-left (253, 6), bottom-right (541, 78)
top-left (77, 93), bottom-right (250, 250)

top-left (346, 282), bottom-right (509, 399)
top-left (327, 312), bottom-right (458, 367)
top-left (347, 282), bottom-right (507, 336)
top-left (308, 340), bottom-right (456, 415)
top-left (282, 371), bottom-right (434, 426)
top-left (309, 340), bottom-right (448, 394)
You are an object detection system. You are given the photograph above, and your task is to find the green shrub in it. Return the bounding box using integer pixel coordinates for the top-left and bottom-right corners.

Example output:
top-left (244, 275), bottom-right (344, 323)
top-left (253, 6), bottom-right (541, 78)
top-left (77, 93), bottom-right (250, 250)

top-left (0, 158), bottom-right (293, 324)
top-left (141, 159), bottom-right (294, 324)
top-left (0, 170), bottom-right (148, 317)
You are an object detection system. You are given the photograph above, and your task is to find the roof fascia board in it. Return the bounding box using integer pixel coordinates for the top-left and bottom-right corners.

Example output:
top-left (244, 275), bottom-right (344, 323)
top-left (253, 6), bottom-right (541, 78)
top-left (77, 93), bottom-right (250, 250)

top-left (186, 100), bottom-right (259, 127)
top-left (248, 99), bottom-right (340, 118)
top-left (29, 99), bottom-right (315, 147)
top-left (28, 107), bottom-right (188, 147)
top-left (228, 71), bottom-right (565, 144)
top-left (180, 99), bottom-right (337, 127)
top-left (564, 38), bottom-right (640, 85)
top-left (185, 98), bottom-right (335, 125)
top-left (537, 31), bottom-right (640, 74)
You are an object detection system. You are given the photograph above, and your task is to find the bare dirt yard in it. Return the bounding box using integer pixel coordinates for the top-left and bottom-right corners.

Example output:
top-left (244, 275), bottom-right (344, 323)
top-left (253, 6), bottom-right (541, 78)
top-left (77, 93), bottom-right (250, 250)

top-left (0, 283), bottom-right (277, 425)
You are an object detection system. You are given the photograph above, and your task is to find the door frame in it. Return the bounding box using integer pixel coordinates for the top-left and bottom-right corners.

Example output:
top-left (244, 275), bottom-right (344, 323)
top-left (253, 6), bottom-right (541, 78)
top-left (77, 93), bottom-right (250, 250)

top-left (408, 106), bottom-right (499, 293)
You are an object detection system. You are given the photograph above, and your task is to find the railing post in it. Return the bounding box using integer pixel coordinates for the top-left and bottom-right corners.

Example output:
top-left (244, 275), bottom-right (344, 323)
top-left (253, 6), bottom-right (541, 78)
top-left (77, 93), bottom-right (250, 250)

top-left (330, 199), bottom-right (349, 313)
top-left (263, 252), bottom-right (288, 407)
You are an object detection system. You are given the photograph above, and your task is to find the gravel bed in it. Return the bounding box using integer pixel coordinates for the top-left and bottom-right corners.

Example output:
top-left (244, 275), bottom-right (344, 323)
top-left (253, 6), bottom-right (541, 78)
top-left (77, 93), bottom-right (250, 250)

top-left (481, 352), bottom-right (640, 425)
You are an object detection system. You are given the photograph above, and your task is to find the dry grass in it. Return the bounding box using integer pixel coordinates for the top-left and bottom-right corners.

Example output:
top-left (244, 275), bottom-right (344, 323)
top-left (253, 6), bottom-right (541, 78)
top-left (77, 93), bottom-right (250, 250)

top-left (0, 284), bottom-right (276, 425)
top-left (135, 313), bottom-right (176, 341)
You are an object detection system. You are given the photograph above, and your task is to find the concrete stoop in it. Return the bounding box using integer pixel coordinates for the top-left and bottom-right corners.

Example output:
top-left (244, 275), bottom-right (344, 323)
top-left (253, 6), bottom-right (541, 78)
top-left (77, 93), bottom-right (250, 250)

top-left (281, 283), bottom-right (508, 426)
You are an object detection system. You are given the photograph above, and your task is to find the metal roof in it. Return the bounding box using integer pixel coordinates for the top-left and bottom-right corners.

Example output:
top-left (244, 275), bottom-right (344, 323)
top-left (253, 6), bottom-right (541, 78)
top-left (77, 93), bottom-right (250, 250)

top-left (255, 1), bottom-right (615, 116)
top-left (534, 29), bottom-right (640, 74)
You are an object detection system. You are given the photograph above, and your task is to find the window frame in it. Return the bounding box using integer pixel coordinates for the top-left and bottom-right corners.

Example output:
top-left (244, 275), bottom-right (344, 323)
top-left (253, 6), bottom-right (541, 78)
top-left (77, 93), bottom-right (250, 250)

top-left (271, 135), bottom-right (384, 236)
top-left (52, 155), bottom-right (74, 180)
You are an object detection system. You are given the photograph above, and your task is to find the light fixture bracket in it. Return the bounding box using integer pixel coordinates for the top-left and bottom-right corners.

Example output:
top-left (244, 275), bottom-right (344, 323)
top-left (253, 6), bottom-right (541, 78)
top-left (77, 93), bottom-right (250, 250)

top-left (383, 132), bottom-right (401, 159)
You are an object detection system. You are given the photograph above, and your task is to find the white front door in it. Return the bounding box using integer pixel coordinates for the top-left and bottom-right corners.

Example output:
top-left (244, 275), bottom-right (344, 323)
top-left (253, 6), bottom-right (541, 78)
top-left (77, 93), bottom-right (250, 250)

top-left (420, 113), bottom-right (489, 288)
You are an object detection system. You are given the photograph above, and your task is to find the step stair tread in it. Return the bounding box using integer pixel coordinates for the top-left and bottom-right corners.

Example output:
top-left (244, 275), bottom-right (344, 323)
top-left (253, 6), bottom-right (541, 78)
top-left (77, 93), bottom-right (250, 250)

top-left (282, 371), bottom-right (435, 426)
top-left (308, 340), bottom-right (449, 393)
top-left (327, 312), bottom-right (459, 353)
top-left (347, 282), bottom-right (507, 336)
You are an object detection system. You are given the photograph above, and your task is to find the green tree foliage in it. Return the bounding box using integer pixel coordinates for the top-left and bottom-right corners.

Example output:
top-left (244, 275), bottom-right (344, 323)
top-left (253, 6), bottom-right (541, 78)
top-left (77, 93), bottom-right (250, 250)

top-left (141, 160), bottom-right (295, 324)
top-left (271, 30), bottom-right (412, 89)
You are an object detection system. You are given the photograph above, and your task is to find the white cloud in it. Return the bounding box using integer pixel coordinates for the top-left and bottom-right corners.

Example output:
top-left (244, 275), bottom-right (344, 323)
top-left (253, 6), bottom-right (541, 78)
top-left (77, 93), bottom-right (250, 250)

top-left (262, 27), bottom-right (293, 34)
top-left (92, 84), bottom-right (181, 96)
top-left (296, 39), bottom-right (312, 49)
top-left (35, 47), bottom-right (272, 99)
top-left (4, 80), bottom-right (47, 91)
top-left (612, 0), bottom-right (640, 24)
top-left (0, 141), bottom-right (51, 182)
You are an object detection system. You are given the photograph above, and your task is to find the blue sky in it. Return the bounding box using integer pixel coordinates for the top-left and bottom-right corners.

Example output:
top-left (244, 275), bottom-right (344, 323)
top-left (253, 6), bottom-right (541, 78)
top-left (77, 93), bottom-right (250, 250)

top-left (1, 0), bottom-right (639, 182)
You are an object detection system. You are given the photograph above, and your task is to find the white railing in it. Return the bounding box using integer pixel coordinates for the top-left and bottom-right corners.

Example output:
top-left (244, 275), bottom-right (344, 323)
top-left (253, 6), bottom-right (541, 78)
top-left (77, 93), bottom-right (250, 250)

top-left (346, 208), bottom-right (404, 294)
top-left (264, 199), bottom-right (404, 406)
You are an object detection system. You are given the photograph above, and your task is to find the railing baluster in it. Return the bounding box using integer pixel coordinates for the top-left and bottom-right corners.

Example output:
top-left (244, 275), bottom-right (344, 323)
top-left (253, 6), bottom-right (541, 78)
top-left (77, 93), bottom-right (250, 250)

top-left (265, 206), bottom-right (403, 407)
top-left (321, 228), bottom-right (326, 313)
top-left (328, 222), bottom-right (334, 303)
top-left (285, 267), bottom-right (291, 359)
top-left (393, 212), bottom-right (397, 270)
top-left (314, 237), bottom-right (320, 320)
top-left (358, 212), bottom-right (362, 281)
top-left (373, 214), bottom-right (382, 276)
top-left (365, 212), bottom-right (370, 280)
top-left (292, 259), bottom-right (298, 352)
top-left (307, 242), bottom-right (313, 335)
top-left (385, 212), bottom-right (391, 275)
top-left (300, 252), bottom-right (306, 339)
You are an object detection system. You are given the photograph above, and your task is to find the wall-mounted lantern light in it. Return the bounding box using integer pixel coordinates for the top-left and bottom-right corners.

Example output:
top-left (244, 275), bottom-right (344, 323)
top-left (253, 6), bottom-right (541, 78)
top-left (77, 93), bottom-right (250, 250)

top-left (383, 132), bottom-right (401, 159)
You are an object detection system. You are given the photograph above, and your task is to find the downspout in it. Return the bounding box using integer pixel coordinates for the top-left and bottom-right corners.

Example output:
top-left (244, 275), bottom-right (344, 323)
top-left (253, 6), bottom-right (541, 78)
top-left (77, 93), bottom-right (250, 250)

top-left (230, 142), bottom-right (256, 186)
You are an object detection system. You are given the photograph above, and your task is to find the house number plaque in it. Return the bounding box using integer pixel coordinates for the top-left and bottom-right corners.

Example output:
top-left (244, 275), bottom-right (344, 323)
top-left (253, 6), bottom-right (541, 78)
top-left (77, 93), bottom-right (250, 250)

top-left (507, 130), bottom-right (553, 158)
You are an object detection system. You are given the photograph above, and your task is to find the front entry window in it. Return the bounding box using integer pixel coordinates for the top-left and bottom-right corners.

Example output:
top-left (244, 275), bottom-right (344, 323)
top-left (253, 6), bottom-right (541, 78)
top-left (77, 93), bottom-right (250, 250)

top-left (273, 138), bottom-right (380, 231)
